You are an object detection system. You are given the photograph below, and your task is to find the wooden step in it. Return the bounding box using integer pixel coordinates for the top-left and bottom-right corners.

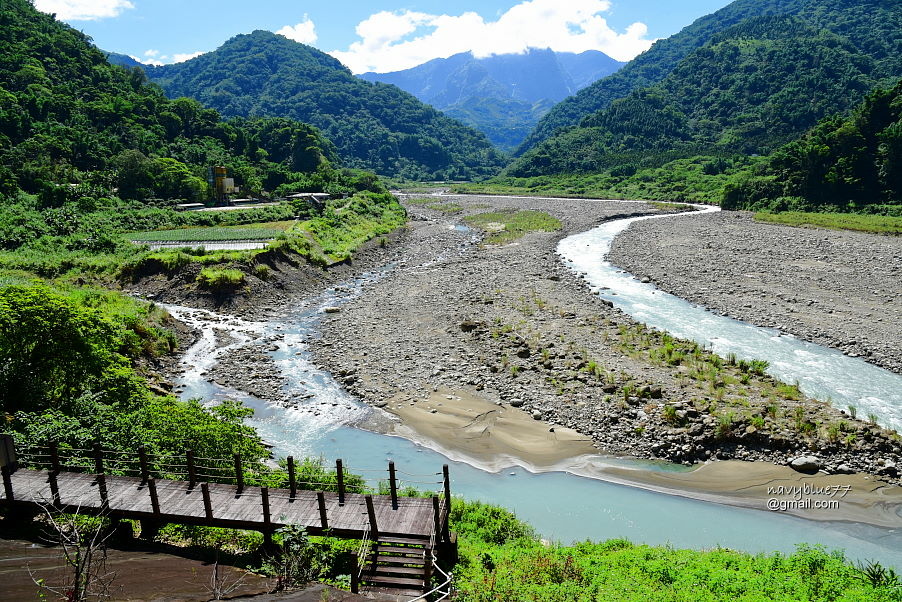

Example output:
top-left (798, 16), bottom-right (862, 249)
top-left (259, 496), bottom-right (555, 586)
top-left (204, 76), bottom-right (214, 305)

top-left (378, 535), bottom-right (430, 546)
top-left (371, 565), bottom-right (425, 577)
top-left (360, 585), bottom-right (423, 598)
top-left (362, 575), bottom-right (425, 589)
top-left (374, 545), bottom-right (426, 556)
top-left (366, 554), bottom-right (426, 566)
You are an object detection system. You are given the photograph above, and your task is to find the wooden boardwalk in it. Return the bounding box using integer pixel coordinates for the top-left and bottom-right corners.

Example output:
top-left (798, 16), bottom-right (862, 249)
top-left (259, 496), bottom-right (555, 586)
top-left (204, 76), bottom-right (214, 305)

top-left (0, 436), bottom-right (455, 599)
top-left (1, 469), bottom-right (442, 539)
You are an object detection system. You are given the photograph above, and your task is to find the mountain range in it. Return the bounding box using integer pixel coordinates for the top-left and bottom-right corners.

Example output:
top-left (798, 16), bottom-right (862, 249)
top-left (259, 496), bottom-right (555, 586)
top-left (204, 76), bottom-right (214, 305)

top-left (359, 49), bottom-right (623, 152)
top-left (137, 31), bottom-right (507, 180)
top-left (508, 0), bottom-right (902, 177)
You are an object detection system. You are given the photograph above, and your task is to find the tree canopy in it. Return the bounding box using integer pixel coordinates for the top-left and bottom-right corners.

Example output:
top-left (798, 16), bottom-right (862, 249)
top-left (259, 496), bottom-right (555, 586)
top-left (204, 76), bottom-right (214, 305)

top-left (0, 0), bottom-right (339, 204)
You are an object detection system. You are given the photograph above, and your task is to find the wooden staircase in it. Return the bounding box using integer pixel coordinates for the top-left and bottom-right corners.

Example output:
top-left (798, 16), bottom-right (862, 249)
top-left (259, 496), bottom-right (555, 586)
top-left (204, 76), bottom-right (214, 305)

top-left (358, 534), bottom-right (433, 599)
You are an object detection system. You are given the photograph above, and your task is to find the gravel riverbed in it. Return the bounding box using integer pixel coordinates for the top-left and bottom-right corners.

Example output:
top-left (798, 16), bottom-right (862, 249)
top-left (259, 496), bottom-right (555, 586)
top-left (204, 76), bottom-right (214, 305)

top-left (607, 211), bottom-right (902, 375)
top-left (306, 195), bottom-right (900, 482)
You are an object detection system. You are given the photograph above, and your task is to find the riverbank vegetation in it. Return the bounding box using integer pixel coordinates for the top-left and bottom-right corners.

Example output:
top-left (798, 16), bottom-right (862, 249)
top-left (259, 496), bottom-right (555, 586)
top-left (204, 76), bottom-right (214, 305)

top-left (453, 155), bottom-right (759, 204)
top-left (0, 283), bottom-right (269, 468)
top-left (723, 81), bottom-right (902, 216)
top-left (754, 212), bottom-right (902, 235)
top-left (452, 499), bottom-right (902, 601)
top-left (465, 209), bottom-right (562, 244)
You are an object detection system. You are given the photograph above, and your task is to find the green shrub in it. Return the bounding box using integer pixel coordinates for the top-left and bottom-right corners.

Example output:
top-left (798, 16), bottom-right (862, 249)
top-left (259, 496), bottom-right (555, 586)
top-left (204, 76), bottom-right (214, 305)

top-left (196, 268), bottom-right (246, 290)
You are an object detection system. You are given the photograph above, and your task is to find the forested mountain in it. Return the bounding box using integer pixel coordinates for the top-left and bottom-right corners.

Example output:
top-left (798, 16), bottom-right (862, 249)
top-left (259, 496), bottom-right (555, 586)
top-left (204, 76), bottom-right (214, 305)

top-left (146, 31), bottom-right (506, 180)
top-left (508, 0), bottom-right (902, 177)
top-left (104, 50), bottom-right (144, 69)
top-left (516, 0), bottom-right (902, 160)
top-left (0, 0), bottom-right (347, 206)
top-left (724, 79), bottom-right (902, 214)
top-left (359, 49), bottom-right (623, 151)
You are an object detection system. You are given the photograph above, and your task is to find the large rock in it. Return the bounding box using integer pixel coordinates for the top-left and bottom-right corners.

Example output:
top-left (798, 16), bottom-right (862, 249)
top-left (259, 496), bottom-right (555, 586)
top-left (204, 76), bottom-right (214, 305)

top-left (789, 456), bottom-right (821, 473)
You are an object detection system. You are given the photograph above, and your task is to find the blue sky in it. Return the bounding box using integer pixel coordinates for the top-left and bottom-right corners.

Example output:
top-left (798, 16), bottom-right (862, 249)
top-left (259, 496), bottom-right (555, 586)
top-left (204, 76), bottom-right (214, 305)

top-left (35, 0), bottom-right (732, 73)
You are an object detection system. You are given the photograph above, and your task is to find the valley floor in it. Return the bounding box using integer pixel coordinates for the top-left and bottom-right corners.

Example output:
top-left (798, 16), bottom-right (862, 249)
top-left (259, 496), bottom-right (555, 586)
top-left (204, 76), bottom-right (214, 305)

top-left (301, 194), bottom-right (900, 504)
top-left (155, 193), bottom-right (901, 526)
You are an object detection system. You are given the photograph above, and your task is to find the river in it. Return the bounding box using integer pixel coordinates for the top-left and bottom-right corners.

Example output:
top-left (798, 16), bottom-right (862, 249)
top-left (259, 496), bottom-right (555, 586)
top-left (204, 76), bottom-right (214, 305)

top-left (170, 199), bottom-right (902, 568)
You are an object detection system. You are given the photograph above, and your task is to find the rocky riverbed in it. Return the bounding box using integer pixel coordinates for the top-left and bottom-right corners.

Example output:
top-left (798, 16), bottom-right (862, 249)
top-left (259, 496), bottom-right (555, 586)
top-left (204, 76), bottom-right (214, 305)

top-left (607, 210), bottom-right (902, 375)
top-left (306, 194), bottom-right (900, 483)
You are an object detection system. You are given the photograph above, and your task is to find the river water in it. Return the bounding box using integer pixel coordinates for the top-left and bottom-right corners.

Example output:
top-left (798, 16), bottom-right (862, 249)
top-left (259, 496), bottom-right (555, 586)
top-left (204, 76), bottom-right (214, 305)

top-left (171, 202), bottom-right (902, 568)
top-left (558, 206), bottom-right (902, 432)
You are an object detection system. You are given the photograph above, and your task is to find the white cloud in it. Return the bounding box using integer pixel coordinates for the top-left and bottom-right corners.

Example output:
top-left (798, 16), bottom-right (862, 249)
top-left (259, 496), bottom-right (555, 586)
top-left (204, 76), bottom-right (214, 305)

top-left (329, 0), bottom-right (655, 74)
top-left (134, 49), bottom-right (205, 66)
top-left (34, 0), bottom-right (135, 21)
top-left (172, 51), bottom-right (205, 63)
top-left (276, 16), bottom-right (318, 45)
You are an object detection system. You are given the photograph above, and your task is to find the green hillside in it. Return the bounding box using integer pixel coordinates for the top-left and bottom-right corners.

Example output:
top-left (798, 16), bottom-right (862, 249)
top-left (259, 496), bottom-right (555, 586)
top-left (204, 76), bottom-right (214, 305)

top-left (724, 78), bottom-right (902, 215)
top-left (146, 31), bottom-right (507, 180)
top-left (0, 0), bottom-right (343, 205)
top-left (515, 0), bottom-right (902, 162)
top-left (508, 14), bottom-right (897, 177)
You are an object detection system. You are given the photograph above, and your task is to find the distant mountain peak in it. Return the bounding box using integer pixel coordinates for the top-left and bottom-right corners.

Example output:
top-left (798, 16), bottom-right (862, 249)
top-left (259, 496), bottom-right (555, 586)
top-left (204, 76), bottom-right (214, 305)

top-left (360, 49), bottom-right (624, 152)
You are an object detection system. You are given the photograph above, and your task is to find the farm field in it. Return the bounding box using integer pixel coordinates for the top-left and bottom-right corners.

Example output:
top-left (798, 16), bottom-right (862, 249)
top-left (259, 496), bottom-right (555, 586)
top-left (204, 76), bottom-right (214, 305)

top-left (129, 221), bottom-right (296, 243)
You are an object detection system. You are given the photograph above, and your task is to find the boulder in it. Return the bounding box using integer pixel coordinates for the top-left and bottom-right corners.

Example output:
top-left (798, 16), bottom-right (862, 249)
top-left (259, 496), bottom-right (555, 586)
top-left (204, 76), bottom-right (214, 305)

top-left (789, 456), bottom-right (821, 473)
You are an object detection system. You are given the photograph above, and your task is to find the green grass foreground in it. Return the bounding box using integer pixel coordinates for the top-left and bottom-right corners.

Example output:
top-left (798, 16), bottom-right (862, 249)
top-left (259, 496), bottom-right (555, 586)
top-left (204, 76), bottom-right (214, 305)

top-left (451, 500), bottom-right (901, 601)
top-left (754, 211), bottom-right (902, 235)
top-left (465, 209), bottom-right (562, 244)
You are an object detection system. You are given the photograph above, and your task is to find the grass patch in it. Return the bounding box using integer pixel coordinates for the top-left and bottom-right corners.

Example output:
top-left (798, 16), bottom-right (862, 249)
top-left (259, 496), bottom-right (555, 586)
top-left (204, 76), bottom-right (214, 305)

top-left (754, 211), bottom-right (902, 235)
top-left (425, 203), bottom-right (463, 213)
top-left (196, 267), bottom-right (246, 290)
top-left (649, 201), bottom-right (696, 212)
top-left (465, 209), bottom-right (561, 244)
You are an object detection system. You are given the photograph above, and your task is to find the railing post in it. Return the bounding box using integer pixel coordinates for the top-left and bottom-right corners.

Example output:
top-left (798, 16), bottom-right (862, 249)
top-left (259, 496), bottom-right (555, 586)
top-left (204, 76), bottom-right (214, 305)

top-left (201, 483), bottom-right (213, 519)
top-left (1, 465), bottom-right (14, 501)
top-left (441, 465), bottom-right (452, 544)
top-left (317, 491), bottom-right (328, 530)
top-left (49, 442), bottom-right (60, 474)
top-left (0, 434), bottom-right (16, 473)
top-left (97, 473), bottom-right (109, 509)
top-left (233, 454), bottom-right (243, 494)
top-left (388, 461), bottom-right (398, 510)
top-left (261, 487), bottom-right (271, 526)
top-left (432, 496), bottom-right (441, 543)
top-left (48, 469), bottom-right (61, 505)
top-left (186, 449), bottom-right (197, 488)
top-left (443, 464), bottom-right (451, 508)
top-left (423, 551), bottom-right (434, 594)
top-left (261, 487), bottom-right (272, 547)
top-left (336, 459), bottom-right (345, 506)
top-left (350, 554), bottom-right (359, 593)
top-left (148, 478), bottom-right (160, 515)
top-left (365, 494), bottom-right (379, 540)
top-left (93, 443), bottom-right (104, 474)
top-left (287, 456), bottom-right (296, 499)
top-left (138, 447), bottom-right (149, 484)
